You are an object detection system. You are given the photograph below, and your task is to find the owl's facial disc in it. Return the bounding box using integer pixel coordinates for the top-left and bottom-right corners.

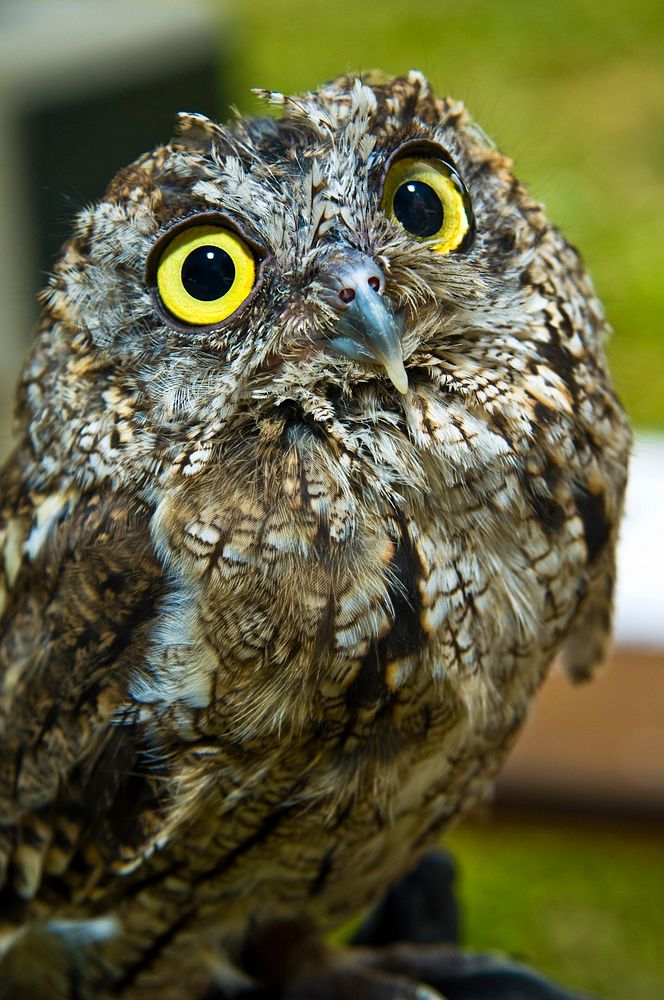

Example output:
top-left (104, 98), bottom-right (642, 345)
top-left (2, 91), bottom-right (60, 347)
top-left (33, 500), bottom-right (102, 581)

top-left (318, 252), bottom-right (409, 394)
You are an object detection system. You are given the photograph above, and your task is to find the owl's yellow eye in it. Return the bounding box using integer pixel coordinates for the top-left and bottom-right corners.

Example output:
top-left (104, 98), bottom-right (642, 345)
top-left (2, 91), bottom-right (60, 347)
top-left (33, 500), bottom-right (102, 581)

top-left (156, 225), bottom-right (256, 325)
top-left (382, 155), bottom-right (471, 254)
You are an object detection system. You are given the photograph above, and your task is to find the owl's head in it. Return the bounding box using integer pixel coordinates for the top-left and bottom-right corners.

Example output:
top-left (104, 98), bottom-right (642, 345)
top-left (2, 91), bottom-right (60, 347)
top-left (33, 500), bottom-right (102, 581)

top-left (23, 70), bottom-right (604, 491)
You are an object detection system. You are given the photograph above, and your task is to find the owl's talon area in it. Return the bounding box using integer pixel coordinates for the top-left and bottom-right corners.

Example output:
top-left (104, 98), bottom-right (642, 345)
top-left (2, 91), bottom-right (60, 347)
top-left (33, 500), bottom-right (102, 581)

top-left (268, 943), bottom-right (595, 1000)
top-left (233, 936), bottom-right (594, 1000)
top-left (370, 941), bottom-right (598, 1000)
top-left (280, 962), bottom-right (447, 1000)
top-left (240, 921), bottom-right (446, 1000)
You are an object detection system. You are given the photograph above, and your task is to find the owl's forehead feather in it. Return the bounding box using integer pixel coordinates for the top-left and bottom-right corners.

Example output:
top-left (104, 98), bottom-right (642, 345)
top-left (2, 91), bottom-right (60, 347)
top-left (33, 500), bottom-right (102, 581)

top-left (176, 71), bottom-right (470, 164)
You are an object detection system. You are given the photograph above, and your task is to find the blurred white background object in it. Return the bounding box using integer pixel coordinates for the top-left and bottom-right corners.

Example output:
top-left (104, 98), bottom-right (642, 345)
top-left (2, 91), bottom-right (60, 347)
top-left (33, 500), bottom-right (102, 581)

top-left (613, 433), bottom-right (664, 650)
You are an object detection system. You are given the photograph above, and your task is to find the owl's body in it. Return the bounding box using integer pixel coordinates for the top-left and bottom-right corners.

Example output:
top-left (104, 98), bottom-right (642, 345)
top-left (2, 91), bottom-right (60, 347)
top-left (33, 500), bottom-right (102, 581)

top-left (0, 72), bottom-right (629, 999)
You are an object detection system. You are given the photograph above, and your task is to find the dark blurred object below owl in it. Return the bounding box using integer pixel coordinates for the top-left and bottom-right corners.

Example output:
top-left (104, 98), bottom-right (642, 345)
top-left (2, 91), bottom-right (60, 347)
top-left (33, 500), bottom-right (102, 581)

top-left (0, 70), bottom-right (630, 999)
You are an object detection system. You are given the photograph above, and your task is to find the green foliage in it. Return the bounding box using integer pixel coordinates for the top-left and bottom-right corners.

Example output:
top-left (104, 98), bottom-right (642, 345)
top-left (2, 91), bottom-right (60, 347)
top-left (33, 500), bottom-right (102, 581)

top-left (447, 814), bottom-right (664, 1000)
top-left (233, 0), bottom-right (664, 427)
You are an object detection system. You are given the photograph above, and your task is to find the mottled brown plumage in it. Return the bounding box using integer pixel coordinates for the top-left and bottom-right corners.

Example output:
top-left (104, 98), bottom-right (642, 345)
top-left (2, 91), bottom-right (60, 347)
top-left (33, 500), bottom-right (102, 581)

top-left (0, 70), bottom-right (629, 999)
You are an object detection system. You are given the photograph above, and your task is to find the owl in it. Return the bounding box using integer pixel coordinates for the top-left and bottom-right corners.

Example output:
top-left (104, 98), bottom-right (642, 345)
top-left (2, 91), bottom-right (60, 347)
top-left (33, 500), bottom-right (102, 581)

top-left (0, 70), bottom-right (630, 1000)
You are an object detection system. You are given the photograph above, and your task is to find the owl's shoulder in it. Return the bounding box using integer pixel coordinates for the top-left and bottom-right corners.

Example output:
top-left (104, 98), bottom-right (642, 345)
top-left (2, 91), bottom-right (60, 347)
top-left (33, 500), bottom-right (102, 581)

top-left (0, 463), bottom-right (167, 898)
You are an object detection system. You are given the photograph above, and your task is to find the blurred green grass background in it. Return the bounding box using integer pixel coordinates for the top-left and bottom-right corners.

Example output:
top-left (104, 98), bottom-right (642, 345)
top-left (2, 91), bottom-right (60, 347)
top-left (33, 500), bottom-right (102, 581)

top-left (447, 813), bottom-right (664, 1000)
top-left (234, 0), bottom-right (664, 428)
top-left (229, 4), bottom-right (664, 997)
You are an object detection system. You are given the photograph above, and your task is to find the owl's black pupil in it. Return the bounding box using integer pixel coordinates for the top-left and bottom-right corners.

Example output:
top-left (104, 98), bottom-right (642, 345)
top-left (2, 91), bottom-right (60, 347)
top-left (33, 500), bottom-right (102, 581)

top-left (181, 245), bottom-right (235, 301)
top-left (393, 181), bottom-right (444, 237)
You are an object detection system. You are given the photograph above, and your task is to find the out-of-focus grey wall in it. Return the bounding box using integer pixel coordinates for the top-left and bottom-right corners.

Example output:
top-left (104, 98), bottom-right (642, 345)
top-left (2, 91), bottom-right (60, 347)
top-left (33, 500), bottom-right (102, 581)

top-left (0, 0), bottom-right (231, 457)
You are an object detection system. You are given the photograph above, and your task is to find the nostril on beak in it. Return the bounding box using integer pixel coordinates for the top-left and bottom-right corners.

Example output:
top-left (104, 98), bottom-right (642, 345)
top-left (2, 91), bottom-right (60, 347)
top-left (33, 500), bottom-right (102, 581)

top-left (338, 277), bottom-right (381, 306)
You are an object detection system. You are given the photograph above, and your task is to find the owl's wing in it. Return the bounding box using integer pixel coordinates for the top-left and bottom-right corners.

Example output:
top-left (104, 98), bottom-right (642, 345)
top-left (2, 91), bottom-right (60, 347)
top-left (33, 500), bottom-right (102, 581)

top-left (561, 546), bottom-right (617, 682)
top-left (560, 466), bottom-right (629, 683)
top-left (0, 461), bottom-right (165, 899)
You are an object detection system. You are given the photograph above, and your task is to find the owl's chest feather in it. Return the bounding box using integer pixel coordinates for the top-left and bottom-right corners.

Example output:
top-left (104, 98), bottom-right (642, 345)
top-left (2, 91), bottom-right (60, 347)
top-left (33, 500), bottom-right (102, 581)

top-left (137, 421), bottom-right (565, 778)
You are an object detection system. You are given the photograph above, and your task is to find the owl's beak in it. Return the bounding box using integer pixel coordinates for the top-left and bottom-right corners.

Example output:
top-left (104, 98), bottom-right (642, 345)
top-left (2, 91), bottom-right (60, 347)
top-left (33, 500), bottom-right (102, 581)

top-left (318, 253), bottom-right (409, 394)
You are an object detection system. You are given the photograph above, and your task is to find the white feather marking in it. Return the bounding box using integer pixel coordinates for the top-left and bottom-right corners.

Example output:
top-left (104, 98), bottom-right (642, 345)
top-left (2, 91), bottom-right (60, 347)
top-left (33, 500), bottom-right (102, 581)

top-left (3, 519), bottom-right (24, 587)
top-left (46, 916), bottom-right (119, 945)
top-left (130, 585), bottom-right (215, 711)
top-left (25, 489), bottom-right (78, 562)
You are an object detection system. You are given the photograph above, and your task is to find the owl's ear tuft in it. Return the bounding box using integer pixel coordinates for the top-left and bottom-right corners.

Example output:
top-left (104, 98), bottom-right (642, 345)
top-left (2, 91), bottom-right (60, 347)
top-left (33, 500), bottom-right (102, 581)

top-left (174, 112), bottom-right (223, 150)
top-left (366, 69), bottom-right (441, 126)
top-left (104, 164), bottom-right (156, 204)
top-left (358, 68), bottom-right (397, 88)
top-left (251, 88), bottom-right (287, 107)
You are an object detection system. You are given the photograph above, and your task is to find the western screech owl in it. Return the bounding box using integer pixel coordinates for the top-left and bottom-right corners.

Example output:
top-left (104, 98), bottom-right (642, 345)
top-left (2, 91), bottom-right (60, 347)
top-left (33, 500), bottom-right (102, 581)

top-left (0, 70), bottom-right (630, 999)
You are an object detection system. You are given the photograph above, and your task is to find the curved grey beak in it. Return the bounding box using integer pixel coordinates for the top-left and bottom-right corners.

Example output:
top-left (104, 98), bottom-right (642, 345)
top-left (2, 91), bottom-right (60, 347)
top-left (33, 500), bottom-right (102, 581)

top-left (317, 252), bottom-right (409, 394)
